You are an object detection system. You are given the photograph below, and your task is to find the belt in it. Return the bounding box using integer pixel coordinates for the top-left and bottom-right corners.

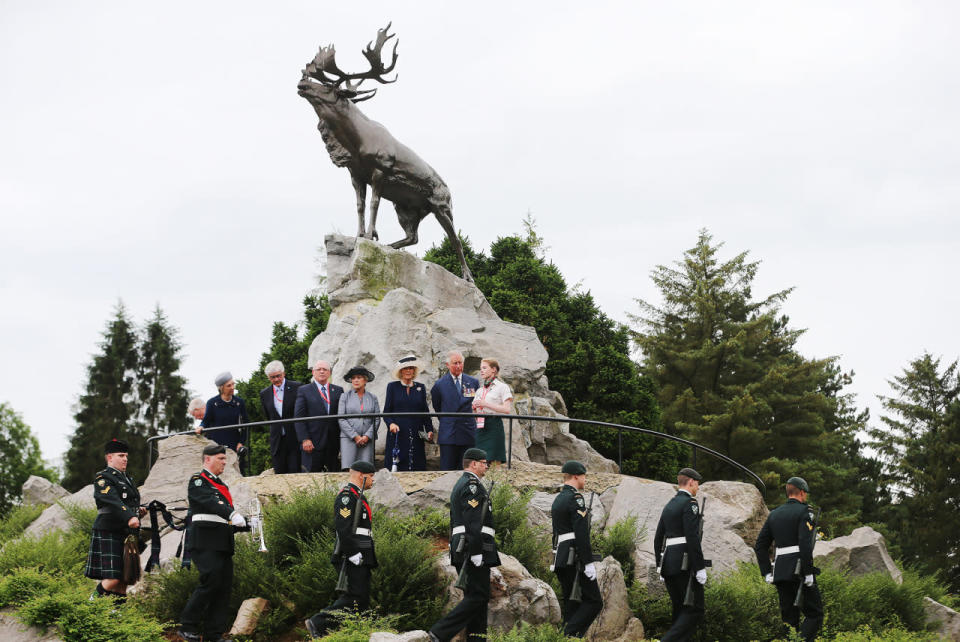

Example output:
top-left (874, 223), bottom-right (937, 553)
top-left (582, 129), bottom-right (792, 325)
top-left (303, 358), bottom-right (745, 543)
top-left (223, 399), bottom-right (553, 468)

top-left (776, 545), bottom-right (800, 556)
top-left (451, 525), bottom-right (496, 537)
top-left (192, 513), bottom-right (228, 524)
top-left (665, 537), bottom-right (686, 547)
top-left (97, 508), bottom-right (112, 515)
top-left (557, 532), bottom-right (575, 543)
top-left (355, 528), bottom-right (371, 536)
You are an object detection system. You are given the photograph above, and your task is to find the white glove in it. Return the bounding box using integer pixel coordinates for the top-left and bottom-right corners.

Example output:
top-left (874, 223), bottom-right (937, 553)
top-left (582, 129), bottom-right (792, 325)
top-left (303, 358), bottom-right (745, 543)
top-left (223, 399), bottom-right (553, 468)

top-left (765, 573), bottom-right (774, 584)
top-left (659, 574), bottom-right (665, 582)
top-left (470, 554), bottom-right (483, 567)
top-left (230, 512), bottom-right (246, 527)
top-left (804, 574), bottom-right (814, 587)
top-left (349, 552), bottom-right (363, 566)
top-left (696, 569), bottom-right (707, 585)
top-left (584, 563), bottom-right (597, 581)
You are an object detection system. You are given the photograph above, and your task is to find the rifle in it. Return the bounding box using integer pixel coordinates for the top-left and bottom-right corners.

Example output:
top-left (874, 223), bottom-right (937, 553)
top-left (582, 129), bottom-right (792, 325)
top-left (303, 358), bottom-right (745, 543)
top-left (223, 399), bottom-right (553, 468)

top-left (455, 480), bottom-right (496, 590)
top-left (794, 506), bottom-right (821, 608)
top-left (569, 491), bottom-right (595, 602)
top-left (683, 497), bottom-right (708, 607)
top-left (335, 482), bottom-right (367, 594)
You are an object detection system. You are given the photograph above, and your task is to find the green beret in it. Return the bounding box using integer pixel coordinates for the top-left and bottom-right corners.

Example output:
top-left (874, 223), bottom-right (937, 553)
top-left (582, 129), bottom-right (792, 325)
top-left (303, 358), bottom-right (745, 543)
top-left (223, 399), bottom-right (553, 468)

top-left (463, 448), bottom-right (487, 463)
top-left (104, 439), bottom-right (129, 454)
top-left (202, 444), bottom-right (226, 456)
top-left (786, 476), bottom-right (809, 492)
top-left (678, 467), bottom-right (703, 482)
top-left (561, 460), bottom-right (586, 475)
top-left (350, 460), bottom-right (376, 474)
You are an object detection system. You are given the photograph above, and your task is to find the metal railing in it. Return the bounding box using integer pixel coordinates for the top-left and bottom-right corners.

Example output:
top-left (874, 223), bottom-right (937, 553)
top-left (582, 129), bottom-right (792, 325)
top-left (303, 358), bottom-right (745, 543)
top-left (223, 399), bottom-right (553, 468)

top-left (147, 411), bottom-right (764, 492)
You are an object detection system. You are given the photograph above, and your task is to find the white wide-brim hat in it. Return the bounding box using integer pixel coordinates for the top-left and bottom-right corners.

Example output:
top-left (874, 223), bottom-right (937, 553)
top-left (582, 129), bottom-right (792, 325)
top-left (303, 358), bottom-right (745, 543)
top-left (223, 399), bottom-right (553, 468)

top-left (392, 354), bottom-right (423, 380)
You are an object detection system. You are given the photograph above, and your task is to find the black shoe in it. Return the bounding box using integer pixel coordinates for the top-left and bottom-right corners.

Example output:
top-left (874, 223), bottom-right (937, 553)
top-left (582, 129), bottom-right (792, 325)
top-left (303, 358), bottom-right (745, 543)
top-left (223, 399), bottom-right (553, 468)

top-left (176, 629), bottom-right (202, 642)
top-left (428, 632), bottom-right (441, 642)
top-left (305, 618), bottom-right (320, 639)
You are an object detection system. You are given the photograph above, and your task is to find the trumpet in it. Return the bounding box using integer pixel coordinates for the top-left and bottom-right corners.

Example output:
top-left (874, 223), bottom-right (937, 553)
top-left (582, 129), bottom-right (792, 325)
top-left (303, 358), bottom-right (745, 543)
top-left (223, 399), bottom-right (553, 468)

top-left (248, 498), bottom-right (268, 553)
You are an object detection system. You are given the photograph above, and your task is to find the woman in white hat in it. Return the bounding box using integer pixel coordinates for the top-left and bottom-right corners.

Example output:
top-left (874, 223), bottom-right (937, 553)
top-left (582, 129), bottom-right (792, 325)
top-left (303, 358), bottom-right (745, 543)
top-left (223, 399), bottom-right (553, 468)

top-left (382, 355), bottom-right (433, 471)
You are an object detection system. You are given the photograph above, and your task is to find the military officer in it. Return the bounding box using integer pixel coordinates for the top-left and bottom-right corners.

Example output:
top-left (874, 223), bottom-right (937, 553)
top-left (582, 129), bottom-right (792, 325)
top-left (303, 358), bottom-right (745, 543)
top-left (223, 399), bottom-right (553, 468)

top-left (429, 448), bottom-right (501, 642)
top-left (305, 460), bottom-right (378, 638)
top-left (84, 439), bottom-right (145, 603)
top-left (654, 467), bottom-right (708, 642)
top-left (177, 444), bottom-right (247, 642)
top-left (754, 476), bottom-right (823, 642)
top-left (551, 460), bottom-right (603, 636)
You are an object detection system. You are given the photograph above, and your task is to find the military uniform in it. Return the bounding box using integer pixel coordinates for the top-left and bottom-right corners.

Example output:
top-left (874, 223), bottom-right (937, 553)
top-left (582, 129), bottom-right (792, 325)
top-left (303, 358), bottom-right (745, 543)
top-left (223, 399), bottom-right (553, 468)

top-left (653, 468), bottom-right (707, 642)
top-left (430, 456), bottom-right (500, 642)
top-left (179, 465), bottom-right (239, 640)
top-left (754, 485), bottom-right (823, 642)
top-left (551, 462), bottom-right (603, 636)
top-left (306, 477), bottom-right (378, 636)
top-left (84, 465), bottom-right (140, 581)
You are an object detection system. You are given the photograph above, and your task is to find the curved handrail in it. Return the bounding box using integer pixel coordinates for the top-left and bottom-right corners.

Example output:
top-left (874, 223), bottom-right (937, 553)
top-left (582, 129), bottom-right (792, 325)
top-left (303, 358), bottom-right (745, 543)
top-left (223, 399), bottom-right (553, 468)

top-left (150, 411), bottom-right (765, 492)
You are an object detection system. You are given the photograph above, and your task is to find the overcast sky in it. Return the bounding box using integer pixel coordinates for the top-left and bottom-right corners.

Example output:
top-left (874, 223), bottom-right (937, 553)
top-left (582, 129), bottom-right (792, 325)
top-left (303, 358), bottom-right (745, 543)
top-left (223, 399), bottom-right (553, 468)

top-left (2, 1), bottom-right (957, 464)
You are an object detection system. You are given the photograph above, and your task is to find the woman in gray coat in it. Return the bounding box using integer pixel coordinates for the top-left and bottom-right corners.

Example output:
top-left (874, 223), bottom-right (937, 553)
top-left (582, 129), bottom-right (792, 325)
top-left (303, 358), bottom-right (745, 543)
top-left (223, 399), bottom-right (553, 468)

top-left (338, 366), bottom-right (381, 470)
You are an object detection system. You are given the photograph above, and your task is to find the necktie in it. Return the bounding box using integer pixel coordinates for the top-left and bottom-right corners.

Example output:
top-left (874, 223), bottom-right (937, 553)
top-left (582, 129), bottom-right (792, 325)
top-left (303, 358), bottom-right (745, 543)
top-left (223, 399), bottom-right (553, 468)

top-left (455, 376), bottom-right (461, 391)
top-left (275, 386), bottom-right (284, 434)
top-left (321, 385), bottom-right (329, 410)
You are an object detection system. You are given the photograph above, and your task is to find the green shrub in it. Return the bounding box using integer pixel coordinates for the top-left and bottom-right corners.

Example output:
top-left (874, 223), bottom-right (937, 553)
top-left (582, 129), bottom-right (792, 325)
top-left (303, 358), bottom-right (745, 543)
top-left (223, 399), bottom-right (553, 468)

top-left (312, 610), bottom-right (401, 641)
top-left (17, 586), bottom-right (86, 629)
top-left (130, 560), bottom-right (199, 624)
top-left (486, 622), bottom-right (580, 641)
top-left (489, 481), bottom-right (553, 582)
top-left (284, 530), bottom-right (340, 615)
top-left (818, 566), bottom-right (932, 637)
top-left (0, 528), bottom-right (89, 576)
top-left (263, 485), bottom-right (336, 565)
top-left (594, 515), bottom-right (644, 584)
top-left (56, 598), bottom-right (167, 642)
top-left (62, 503), bottom-right (97, 535)
top-left (699, 562), bottom-right (784, 641)
top-left (828, 626), bottom-right (941, 641)
top-left (0, 504), bottom-right (44, 541)
top-left (0, 567), bottom-right (63, 607)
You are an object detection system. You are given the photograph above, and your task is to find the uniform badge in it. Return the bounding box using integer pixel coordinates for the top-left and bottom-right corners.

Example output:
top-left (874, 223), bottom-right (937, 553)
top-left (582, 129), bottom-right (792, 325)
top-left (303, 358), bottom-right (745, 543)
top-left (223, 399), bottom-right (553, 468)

top-left (341, 496), bottom-right (350, 505)
top-left (691, 503), bottom-right (699, 515)
top-left (577, 510), bottom-right (587, 517)
top-left (122, 492), bottom-right (127, 499)
top-left (807, 521), bottom-right (814, 531)
top-left (218, 500), bottom-right (224, 504)
top-left (468, 483), bottom-right (478, 494)
top-left (339, 507), bottom-right (351, 518)
top-left (97, 479), bottom-right (105, 487)
top-left (194, 478), bottom-right (202, 486)
top-left (467, 499), bottom-right (479, 508)
top-left (576, 496), bottom-right (585, 508)
top-left (100, 487), bottom-right (110, 494)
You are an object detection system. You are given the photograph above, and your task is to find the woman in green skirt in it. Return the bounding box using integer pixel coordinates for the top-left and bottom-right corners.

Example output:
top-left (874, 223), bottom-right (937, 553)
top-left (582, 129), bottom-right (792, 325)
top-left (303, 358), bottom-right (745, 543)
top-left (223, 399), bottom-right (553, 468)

top-left (471, 358), bottom-right (514, 464)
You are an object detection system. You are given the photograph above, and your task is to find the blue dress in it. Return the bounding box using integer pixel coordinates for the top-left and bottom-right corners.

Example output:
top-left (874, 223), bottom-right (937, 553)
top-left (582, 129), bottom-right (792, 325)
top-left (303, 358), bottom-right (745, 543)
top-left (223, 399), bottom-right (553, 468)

top-left (201, 395), bottom-right (248, 451)
top-left (382, 381), bottom-right (432, 471)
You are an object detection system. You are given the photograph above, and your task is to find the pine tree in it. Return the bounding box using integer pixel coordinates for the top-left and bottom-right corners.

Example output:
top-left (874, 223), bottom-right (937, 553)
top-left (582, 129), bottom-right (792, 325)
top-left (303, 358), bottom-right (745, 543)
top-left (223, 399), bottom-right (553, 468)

top-left (62, 302), bottom-right (139, 491)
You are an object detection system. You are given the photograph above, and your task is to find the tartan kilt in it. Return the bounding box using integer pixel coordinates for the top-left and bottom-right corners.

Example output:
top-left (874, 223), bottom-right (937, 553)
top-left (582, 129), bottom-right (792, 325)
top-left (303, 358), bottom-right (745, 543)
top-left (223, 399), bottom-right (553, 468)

top-left (84, 529), bottom-right (126, 580)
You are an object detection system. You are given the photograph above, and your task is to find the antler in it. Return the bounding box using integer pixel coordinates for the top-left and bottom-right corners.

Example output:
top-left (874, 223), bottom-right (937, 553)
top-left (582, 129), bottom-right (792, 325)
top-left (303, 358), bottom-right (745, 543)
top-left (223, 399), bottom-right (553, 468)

top-left (303, 23), bottom-right (398, 103)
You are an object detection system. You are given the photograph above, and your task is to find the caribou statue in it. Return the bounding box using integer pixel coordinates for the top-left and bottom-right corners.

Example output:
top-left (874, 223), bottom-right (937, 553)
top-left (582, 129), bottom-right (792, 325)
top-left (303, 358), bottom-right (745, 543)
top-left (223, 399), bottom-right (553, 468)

top-left (297, 23), bottom-right (473, 282)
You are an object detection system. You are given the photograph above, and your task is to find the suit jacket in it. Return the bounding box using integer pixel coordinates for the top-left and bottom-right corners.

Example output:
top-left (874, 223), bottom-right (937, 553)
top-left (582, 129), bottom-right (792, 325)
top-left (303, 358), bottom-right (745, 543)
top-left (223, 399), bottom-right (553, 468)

top-left (259, 379), bottom-right (303, 456)
top-left (294, 380), bottom-right (344, 450)
top-left (653, 490), bottom-right (705, 577)
top-left (430, 372), bottom-right (479, 446)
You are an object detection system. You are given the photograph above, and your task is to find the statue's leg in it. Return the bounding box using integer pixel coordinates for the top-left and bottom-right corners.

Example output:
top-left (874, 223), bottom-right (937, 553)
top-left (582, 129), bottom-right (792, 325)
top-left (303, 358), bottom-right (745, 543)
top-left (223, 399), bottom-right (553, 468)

top-left (389, 205), bottom-right (422, 248)
top-left (351, 174), bottom-right (367, 238)
top-left (433, 206), bottom-right (473, 282)
top-left (366, 170), bottom-right (384, 241)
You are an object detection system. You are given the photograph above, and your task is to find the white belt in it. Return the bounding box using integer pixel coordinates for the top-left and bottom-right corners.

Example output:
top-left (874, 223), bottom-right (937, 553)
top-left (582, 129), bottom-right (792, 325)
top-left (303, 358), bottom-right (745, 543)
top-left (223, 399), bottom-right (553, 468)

top-left (192, 514), bottom-right (228, 524)
top-left (776, 545), bottom-right (799, 556)
top-left (557, 532), bottom-right (575, 543)
top-left (451, 525), bottom-right (495, 537)
top-left (355, 528), bottom-right (371, 536)
top-left (482, 526), bottom-right (495, 537)
top-left (665, 537), bottom-right (686, 547)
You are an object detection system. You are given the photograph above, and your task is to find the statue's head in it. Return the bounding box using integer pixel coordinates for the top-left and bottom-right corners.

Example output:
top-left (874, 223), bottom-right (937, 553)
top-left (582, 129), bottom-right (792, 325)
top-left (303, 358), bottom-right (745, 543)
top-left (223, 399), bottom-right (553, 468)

top-left (298, 23), bottom-right (399, 108)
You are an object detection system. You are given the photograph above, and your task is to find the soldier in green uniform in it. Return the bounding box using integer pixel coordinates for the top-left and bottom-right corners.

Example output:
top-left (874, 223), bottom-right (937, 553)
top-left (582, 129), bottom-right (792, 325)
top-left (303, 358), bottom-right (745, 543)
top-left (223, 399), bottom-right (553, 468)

top-left (551, 460), bottom-right (603, 636)
top-left (84, 439), bottom-right (145, 603)
top-left (177, 444), bottom-right (247, 642)
top-left (429, 447), bottom-right (500, 642)
top-left (653, 467), bottom-right (708, 642)
top-left (754, 476), bottom-right (823, 642)
top-left (305, 460), bottom-right (378, 638)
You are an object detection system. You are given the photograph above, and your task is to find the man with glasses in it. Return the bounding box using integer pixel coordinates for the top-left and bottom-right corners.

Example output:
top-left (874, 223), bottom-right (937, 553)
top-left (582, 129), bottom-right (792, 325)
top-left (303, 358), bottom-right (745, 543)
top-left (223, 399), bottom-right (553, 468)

top-left (429, 448), bottom-right (500, 642)
top-left (295, 360), bottom-right (344, 472)
top-left (259, 360), bottom-right (302, 474)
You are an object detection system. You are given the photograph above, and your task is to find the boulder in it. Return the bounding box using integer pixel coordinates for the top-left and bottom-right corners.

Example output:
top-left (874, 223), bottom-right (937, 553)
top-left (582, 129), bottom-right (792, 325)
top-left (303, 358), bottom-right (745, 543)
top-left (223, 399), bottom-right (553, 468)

top-left (21, 476), bottom-right (69, 506)
top-left (585, 556), bottom-right (634, 641)
top-left (0, 608), bottom-right (63, 641)
top-left (612, 617), bottom-right (645, 642)
top-left (436, 552), bottom-right (561, 632)
top-left (813, 526), bottom-right (902, 583)
top-left (529, 491), bottom-right (607, 531)
top-left (366, 468), bottom-right (417, 516)
top-left (699, 481), bottom-right (768, 546)
top-left (924, 597), bottom-right (960, 641)
top-left (137, 527), bottom-right (186, 573)
top-left (23, 484), bottom-right (95, 538)
top-left (229, 597), bottom-right (270, 637)
top-left (368, 632), bottom-right (432, 642)
top-left (408, 472), bottom-right (462, 512)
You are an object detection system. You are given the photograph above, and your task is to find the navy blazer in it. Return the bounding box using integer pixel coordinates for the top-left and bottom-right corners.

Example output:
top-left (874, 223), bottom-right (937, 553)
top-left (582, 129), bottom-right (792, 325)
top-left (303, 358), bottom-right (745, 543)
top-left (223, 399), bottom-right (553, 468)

top-left (294, 381), bottom-right (344, 450)
top-left (259, 379), bottom-right (303, 456)
top-left (430, 372), bottom-right (479, 446)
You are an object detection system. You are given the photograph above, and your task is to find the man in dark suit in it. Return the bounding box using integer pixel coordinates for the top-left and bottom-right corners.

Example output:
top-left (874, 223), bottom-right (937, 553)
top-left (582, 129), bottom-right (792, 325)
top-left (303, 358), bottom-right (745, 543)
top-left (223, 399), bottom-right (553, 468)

top-left (295, 359), bottom-right (344, 472)
top-left (259, 360), bottom-right (303, 475)
top-left (430, 351), bottom-right (480, 470)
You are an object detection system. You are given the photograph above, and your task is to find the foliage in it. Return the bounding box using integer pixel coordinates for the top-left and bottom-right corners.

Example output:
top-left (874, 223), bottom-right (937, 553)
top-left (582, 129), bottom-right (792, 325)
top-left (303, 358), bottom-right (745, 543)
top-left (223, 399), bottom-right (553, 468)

top-left (594, 515), bottom-right (643, 584)
top-left (489, 479), bottom-right (553, 583)
top-left (131, 560), bottom-right (199, 623)
top-left (310, 610), bottom-right (401, 641)
top-left (486, 622), bottom-right (580, 641)
top-left (0, 403), bottom-right (57, 517)
top-left (630, 230), bottom-right (871, 530)
top-left (425, 219), bottom-right (680, 480)
top-left (136, 305), bottom-right (191, 438)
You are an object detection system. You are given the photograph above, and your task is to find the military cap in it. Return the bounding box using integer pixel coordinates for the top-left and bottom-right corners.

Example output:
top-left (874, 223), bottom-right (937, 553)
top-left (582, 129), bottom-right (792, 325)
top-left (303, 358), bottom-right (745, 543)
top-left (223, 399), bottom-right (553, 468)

top-left (786, 476), bottom-right (809, 492)
top-left (214, 371), bottom-right (233, 387)
top-left (561, 460), bottom-right (587, 475)
top-left (678, 467), bottom-right (703, 482)
top-left (350, 460), bottom-right (376, 474)
top-left (104, 438), bottom-right (129, 454)
top-left (463, 447), bottom-right (488, 462)
top-left (202, 444), bottom-right (226, 456)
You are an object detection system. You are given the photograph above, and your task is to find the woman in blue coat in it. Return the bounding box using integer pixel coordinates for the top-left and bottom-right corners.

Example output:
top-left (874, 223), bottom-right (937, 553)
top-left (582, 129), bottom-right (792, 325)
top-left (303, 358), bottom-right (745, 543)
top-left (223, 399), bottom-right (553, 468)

top-left (200, 371), bottom-right (248, 453)
top-left (383, 355), bottom-right (433, 471)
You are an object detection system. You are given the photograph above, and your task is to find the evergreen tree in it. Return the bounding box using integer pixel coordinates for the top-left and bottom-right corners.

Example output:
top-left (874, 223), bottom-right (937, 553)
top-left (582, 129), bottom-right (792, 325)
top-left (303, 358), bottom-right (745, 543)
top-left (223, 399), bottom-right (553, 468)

top-left (631, 230), bottom-right (868, 530)
top-left (868, 354), bottom-right (960, 589)
top-left (0, 402), bottom-right (57, 516)
top-left (425, 219), bottom-right (680, 480)
top-left (62, 303), bottom-right (139, 491)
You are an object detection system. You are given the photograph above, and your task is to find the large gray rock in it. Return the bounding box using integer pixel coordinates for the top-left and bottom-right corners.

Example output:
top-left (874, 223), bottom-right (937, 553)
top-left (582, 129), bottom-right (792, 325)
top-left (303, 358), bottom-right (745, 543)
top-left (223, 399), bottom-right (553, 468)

top-left (924, 597), bottom-right (960, 641)
top-left (585, 556), bottom-right (635, 641)
top-left (229, 597), bottom-right (270, 637)
top-left (699, 481), bottom-right (768, 547)
top-left (21, 476), bottom-right (69, 506)
top-left (23, 484), bottom-right (95, 538)
top-left (307, 234), bottom-right (614, 472)
top-left (408, 471), bottom-right (462, 511)
top-left (0, 608), bottom-right (63, 641)
top-left (367, 468), bottom-right (417, 516)
top-left (369, 632), bottom-right (431, 642)
top-left (814, 526), bottom-right (902, 583)
top-left (137, 527), bottom-right (186, 574)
